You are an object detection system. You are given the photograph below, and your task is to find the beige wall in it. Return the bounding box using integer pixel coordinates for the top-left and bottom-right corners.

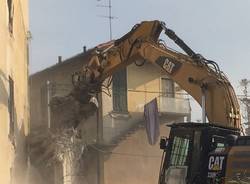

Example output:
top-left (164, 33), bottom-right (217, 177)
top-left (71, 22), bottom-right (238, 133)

top-left (104, 124), bottom-right (170, 184)
top-left (127, 62), bottom-right (162, 112)
top-left (102, 62), bottom-right (163, 114)
top-left (0, 0), bottom-right (29, 183)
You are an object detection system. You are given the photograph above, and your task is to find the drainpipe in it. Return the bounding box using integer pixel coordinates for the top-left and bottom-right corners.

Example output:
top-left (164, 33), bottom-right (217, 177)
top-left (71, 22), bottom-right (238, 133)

top-left (201, 85), bottom-right (207, 123)
top-left (47, 80), bottom-right (51, 129)
top-left (97, 92), bottom-right (104, 184)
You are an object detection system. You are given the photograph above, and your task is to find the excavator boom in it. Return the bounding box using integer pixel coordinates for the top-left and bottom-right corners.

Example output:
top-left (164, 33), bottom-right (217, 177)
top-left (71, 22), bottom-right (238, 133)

top-left (72, 20), bottom-right (241, 129)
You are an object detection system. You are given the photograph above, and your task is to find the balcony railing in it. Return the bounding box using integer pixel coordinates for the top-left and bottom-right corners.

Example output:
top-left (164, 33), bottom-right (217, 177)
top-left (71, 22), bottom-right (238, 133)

top-left (128, 90), bottom-right (191, 115)
top-left (158, 96), bottom-right (190, 115)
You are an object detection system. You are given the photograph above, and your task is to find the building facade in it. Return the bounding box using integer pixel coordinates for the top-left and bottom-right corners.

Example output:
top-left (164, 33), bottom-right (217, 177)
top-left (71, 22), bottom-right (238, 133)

top-left (102, 62), bottom-right (191, 184)
top-left (0, 0), bottom-right (29, 183)
top-left (29, 48), bottom-right (191, 184)
top-left (30, 51), bottom-right (100, 184)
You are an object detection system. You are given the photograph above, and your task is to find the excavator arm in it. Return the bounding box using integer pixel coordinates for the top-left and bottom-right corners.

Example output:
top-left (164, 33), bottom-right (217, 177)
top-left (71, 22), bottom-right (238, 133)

top-left (72, 20), bottom-right (241, 129)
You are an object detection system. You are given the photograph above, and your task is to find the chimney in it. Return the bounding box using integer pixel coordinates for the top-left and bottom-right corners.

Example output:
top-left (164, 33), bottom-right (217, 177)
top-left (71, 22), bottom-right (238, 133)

top-left (58, 56), bottom-right (62, 64)
top-left (83, 46), bottom-right (87, 53)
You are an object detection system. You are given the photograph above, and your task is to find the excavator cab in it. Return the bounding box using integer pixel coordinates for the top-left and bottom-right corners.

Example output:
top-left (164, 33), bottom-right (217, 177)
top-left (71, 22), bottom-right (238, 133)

top-left (159, 122), bottom-right (240, 184)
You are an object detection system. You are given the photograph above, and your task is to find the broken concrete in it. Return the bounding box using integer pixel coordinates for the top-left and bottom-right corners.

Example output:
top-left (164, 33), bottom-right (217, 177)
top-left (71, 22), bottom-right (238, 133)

top-left (50, 94), bottom-right (97, 129)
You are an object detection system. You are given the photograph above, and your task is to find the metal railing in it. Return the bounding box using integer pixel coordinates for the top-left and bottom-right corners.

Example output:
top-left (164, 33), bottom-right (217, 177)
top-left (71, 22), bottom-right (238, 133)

top-left (127, 89), bottom-right (191, 115)
top-left (158, 95), bottom-right (190, 114)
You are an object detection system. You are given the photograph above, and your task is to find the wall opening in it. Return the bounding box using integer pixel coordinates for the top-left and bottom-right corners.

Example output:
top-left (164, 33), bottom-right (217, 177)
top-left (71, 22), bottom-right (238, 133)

top-left (8, 76), bottom-right (15, 139)
top-left (7, 0), bottom-right (14, 34)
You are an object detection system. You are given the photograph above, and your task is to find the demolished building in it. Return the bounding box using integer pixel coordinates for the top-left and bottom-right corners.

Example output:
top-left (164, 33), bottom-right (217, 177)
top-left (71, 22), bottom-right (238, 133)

top-left (29, 47), bottom-right (191, 184)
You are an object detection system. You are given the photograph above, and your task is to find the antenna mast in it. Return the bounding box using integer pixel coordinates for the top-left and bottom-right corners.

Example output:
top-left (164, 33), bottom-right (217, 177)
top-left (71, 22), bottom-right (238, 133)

top-left (97, 0), bottom-right (115, 40)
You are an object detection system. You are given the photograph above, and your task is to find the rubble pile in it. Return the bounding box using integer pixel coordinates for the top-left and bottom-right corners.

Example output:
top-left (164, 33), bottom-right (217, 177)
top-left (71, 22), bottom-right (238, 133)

top-left (50, 94), bottom-right (97, 129)
top-left (28, 94), bottom-right (97, 182)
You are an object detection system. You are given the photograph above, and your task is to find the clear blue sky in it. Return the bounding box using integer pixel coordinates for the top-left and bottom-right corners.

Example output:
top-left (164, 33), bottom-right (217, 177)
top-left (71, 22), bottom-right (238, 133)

top-left (30, 0), bottom-right (250, 121)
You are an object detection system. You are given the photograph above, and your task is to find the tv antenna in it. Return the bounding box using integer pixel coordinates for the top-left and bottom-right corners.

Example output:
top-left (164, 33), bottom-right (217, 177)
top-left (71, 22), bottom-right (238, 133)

top-left (96, 0), bottom-right (117, 40)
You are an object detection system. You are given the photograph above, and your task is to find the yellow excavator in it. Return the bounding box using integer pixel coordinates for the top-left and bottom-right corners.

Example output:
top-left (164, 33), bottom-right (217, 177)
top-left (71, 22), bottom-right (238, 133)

top-left (71, 20), bottom-right (250, 184)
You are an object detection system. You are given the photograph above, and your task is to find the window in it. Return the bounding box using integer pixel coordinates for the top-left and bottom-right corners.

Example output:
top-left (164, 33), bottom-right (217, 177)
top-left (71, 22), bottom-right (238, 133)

top-left (7, 0), bottom-right (14, 33)
top-left (8, 76), bottom-right (14, 138)
top-left (161, 77), bottom-right (175, 97)
top-left (211, 136), bottom-right (226, 149)
top-left (170, 136), bottom-right (190, 166)
top-left (112, 69), bottom-right (128, 113)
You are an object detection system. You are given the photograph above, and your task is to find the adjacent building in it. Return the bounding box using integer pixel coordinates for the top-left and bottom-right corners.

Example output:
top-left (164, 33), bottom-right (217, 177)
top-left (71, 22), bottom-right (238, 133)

top-left (29, 47), bottom-right (191, 184)
top-left (0, 0), bottom-right (29, 183)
